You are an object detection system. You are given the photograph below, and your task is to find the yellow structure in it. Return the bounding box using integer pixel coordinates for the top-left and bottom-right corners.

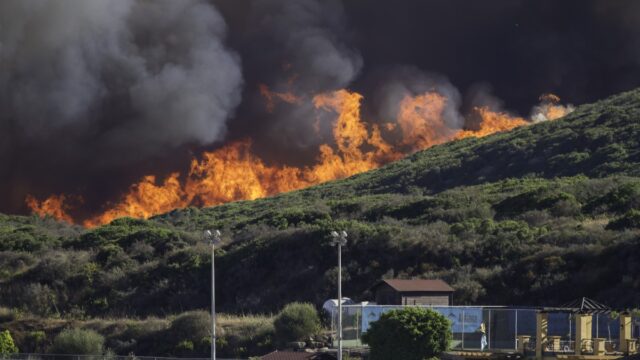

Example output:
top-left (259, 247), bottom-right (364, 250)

top-left (549, 336), bottom-right (562, 352)
top-left (518, 335), bottom-right (531, 354)
top-left (536, 312), bottom-right (548, 359)
top-left (527, 310), bottom-right (637, 360)
top-left (593, 338), bottom-right (606, 356)
top-left (619, 313), bottom-right (632, 353)
top-left (575, 314), bottom-right (592, 355)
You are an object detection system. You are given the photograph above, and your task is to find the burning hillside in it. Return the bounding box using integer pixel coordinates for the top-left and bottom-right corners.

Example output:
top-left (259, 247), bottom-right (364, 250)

top-left (27, 88), bottom-right (572, 227)
top-left (3, 0), bottom-right (635, 227)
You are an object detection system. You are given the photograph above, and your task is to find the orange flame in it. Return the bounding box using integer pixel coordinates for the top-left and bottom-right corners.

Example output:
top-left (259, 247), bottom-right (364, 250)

top-left (27, 90), bottom-right (570, 227)
top-left (455, 107), bottom-right (527, 139)
top-left (259, 84), bottom-right (301, 112)
top-left (531, 93), bottom-right (574, 122)
top-left (82, 89), bottom-right (398, 226)
top-left (396, 92), bottom-right (455, 150)
top-left (25, 194), bottom-right (75, 224)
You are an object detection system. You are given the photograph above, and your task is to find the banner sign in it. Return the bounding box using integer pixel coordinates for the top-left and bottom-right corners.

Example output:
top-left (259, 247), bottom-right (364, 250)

top-left (360, 306), bottom-right (483, 334)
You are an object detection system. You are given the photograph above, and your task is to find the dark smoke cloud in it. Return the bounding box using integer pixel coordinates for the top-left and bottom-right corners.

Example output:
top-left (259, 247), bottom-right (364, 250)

top-left (242, 0), bottom-right (362, 93)
top-left (339, 0), bottom-right (640, 113)
top-left (366, 66), bottom-right (464, 130)
top-left (218, 0), bottom-right (363, 164)
top-left (0, 0), bottom-right (242, 210)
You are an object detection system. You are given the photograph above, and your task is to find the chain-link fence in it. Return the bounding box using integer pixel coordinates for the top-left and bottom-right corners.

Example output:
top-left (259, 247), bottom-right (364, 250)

top-left (330, 305), bottom-right (540, 350)
top-left (330, 305), bottom-right (627, 351)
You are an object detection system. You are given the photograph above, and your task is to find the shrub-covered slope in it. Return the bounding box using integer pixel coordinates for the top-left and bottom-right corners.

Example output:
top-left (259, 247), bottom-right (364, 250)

top-left (1, 88), bottom-right (640, 317)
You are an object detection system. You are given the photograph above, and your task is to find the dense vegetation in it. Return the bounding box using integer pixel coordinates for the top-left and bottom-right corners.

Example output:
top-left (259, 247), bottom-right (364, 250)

top-left (362, 307), bottom-right (451, 360)
top-left (0, 308), bottom-right (277, 358)
top-left (1, 88), bottom-right (640, 356)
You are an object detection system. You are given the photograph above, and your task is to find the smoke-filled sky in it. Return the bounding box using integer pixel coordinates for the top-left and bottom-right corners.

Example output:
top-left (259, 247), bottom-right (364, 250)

top-left (2, 0), bottom-right (640, 219)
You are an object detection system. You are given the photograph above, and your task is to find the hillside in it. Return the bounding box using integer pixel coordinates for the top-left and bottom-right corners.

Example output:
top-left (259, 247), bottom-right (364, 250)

top-left (1, 88), bottom-right (640, 319)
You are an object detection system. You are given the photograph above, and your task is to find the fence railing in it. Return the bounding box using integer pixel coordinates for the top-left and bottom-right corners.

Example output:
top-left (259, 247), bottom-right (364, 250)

top-left (330, 305), bottom-right (629, 351)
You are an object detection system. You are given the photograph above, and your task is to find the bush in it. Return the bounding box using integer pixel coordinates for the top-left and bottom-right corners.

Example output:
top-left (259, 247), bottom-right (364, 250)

top-left (168, 311), bottom-right (212, 356)
top-left (215, 314), bottom-right (275, 358)
top-left (606, 209), bottom-right (640, 230)
top-left (169, 310), bottom-right (211, 342)
top-left (24, 331), bottom-right (47, 353)
top-left (362, 307), bottom-right (452, 360)
top-left (273, 303), bottom-right (320, 344)
top-left (50, 328), bottom-right (104, 355)
top-left (0, 330), bottom-right (18, 355)
top-left (0, 307), bottom-right (17, 323)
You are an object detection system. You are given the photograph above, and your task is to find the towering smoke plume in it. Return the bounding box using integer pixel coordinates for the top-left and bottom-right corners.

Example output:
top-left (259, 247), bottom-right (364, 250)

top-left (0, 0), bottom-right (242, 209)
top-left (2, 0), bottom-right (640, 224)
top-left (227, 0), bottom-right (363, 158)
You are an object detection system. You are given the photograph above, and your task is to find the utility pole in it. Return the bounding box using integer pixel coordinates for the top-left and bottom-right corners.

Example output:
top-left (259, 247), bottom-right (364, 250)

top-left (204, 230), bottom-right (221, 360)
top-left (331, 231), bottom-right (348, 360)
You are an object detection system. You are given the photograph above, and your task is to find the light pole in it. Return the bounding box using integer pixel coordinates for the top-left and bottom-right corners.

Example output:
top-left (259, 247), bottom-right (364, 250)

top-left (204, 229), bottom-right (221, 360)
top-left (331, 230), bottom-right (347, 360)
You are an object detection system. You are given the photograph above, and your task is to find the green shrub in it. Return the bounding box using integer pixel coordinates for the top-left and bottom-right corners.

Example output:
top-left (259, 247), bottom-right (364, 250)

top-left (0, 330), bottom-right (18, 355)
top-left (215, 314), bottom-right (275, 358)
top-left (175, 340), bottom-right (194, 352)
top-left (273, 302), bottom-right (320, 344)
top-left (24, 331), bottom-right (46, 353)
top-left (362, 307), bottom-right (451, 360)
top-left (0, 307), bottom-right (17, 323)
top-left (606, 209), bottom-right (640, 230)
top-left (169, 311), bottom-right (211, 342)
top-left (168, 311), bottom-right (211, 355)
top-left (50, 328), bottom-right (104, 355)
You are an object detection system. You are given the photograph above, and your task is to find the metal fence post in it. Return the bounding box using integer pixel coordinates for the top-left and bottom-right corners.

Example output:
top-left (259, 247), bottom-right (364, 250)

top-left (515, 309), bottom-right (519, 350)
top-left (462, 309), bottom-right (465, 350)
top-left (488, 309), bottom-right (491, 350)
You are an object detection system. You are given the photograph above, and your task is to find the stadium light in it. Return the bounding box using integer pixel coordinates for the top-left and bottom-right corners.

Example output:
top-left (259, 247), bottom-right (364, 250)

top-left (204, 229), bottom-right (222, 360)
top-left (330, 230), bottom-right (348, 360)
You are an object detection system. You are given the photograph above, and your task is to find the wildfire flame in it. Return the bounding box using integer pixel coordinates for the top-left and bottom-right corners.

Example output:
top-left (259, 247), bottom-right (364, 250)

top-left (28, 90), bottom-right (570, 227)
top-left (26, 194), bottom-right (75, 224)
top-left (396, 92), bottom-right (455, 150)
top-left (531, 93), bottom-right (575, 122)
top-left (455, 107), bottom-right (528, 139)
top-left (259, 84), bottom-right (301, 113)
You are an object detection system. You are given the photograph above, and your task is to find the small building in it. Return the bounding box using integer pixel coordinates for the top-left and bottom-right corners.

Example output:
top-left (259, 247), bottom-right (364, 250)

top-left (370, 279), bottom-right (454, 306)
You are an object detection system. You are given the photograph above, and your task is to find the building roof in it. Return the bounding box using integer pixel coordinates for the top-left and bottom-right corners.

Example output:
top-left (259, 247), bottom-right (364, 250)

top-left (260, 351), bottom-right (336, 360)
top-left (542, 297), bottom-right (612, 314)
top-left (550, 297), bottom-right (612, 314)
top-left (372, 279), bottom-right (454, 293)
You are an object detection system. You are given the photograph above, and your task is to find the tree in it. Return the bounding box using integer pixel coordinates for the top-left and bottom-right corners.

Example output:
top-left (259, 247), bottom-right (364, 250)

top-left (362, 307), bottom-right (452, 360)
top-left (0, 330), bottom-right (18, 355)
top-left (49, 328), bottom-right (104, 355)
top-left (273, 302), bottom-right (320, 344)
